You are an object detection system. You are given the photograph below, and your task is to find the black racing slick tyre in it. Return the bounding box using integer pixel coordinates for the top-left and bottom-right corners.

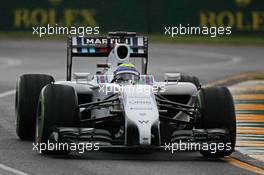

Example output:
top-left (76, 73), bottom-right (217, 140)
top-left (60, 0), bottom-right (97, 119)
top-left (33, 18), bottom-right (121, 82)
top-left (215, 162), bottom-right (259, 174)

top-left (36, 84), bottom-right (79, 154)
top-left (180, 75), bottom-right (201, 89)
top-left (197, 86), bottom-right (236, 158)
top-left (16, 74), bottom-right (54, 140)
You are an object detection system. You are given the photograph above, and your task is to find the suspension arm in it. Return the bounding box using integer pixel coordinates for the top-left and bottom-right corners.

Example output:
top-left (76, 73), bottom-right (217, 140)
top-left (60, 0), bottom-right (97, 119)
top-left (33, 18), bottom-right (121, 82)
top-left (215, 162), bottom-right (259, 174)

top-left (79, 97), bottom-right (119, 108)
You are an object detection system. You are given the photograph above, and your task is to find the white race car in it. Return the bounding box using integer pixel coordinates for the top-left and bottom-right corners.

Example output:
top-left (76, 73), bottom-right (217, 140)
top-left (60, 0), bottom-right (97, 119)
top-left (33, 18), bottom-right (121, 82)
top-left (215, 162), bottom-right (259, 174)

top-left (15, 32), bottom-right (236, 157)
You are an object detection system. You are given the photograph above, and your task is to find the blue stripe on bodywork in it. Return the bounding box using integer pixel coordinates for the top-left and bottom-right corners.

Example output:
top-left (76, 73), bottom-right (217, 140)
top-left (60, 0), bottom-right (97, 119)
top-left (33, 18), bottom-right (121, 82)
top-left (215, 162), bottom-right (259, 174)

top-left (89, 48), bottom-right (95, 53)
top-left (96, 75), bottom-right (100, 84)
top-left (140, 75), bottom-right (146, 84)
top-left (82, 48), bottom-right (88, 53)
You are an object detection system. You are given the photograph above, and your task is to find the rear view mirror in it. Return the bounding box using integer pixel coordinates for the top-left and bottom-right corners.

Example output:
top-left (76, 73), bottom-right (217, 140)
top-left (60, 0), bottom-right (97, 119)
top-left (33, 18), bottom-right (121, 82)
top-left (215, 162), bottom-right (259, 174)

top-left (164, 73), bottom-right (181, 83)
top-left (73, 73), bottom-right (91, 83)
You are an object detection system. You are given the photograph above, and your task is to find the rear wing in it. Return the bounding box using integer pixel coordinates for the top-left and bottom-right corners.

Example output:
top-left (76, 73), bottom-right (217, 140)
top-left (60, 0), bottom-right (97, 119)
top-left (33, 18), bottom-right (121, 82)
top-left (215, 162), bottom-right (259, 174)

top-left (66, 32), bottom-right (148, 81)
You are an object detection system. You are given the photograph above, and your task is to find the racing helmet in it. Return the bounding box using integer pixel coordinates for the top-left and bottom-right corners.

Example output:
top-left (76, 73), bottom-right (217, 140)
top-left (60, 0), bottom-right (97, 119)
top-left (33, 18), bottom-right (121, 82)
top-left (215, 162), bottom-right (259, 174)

top-left (113, 63), bottom-right (140, 83)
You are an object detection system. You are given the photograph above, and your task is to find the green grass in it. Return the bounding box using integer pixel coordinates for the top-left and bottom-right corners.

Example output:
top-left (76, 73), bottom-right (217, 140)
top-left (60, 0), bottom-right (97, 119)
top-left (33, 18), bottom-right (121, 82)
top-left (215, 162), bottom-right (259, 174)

top-left (0, 32), bottom-right (264, 45)
top-left (254, 73), bottom-right (264, 80)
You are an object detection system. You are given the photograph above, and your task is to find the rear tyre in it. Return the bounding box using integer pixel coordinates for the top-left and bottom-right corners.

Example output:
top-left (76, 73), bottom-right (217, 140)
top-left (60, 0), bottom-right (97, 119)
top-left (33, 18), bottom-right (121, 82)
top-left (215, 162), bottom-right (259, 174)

top-left (36, 84), bottom-right (79, 155)
top-left (16, 74), bottom-right (54, 140)
top-left (180, 75), bottom-right (201, 89)
top-left (197, 86), bottom-right (236, 158)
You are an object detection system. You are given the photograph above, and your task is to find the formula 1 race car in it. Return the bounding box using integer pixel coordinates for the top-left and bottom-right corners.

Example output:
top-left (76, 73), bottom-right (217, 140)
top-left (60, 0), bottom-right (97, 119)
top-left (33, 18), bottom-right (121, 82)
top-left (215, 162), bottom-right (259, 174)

top-left (15, 32), bottom-right (236, 157)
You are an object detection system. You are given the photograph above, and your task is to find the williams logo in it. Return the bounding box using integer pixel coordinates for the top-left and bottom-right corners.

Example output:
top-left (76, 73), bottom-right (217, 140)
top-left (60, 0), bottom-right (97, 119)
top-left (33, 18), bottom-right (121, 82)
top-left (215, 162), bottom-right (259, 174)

top-left (138, 120), bottom-right (149, 124)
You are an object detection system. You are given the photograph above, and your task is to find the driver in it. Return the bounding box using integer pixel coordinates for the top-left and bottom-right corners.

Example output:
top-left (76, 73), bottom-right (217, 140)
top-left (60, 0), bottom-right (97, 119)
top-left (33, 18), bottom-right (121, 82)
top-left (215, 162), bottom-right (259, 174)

top-left (113, 63), bottom-right (140, 83)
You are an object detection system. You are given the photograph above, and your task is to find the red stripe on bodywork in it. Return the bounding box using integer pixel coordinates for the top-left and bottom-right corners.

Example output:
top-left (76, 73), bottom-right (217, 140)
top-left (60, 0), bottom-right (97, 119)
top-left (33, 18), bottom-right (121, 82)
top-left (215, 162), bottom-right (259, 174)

top-left (100, 75), bottom-right (104, 83)
top-left (146, 75), bottom-right (150, 85)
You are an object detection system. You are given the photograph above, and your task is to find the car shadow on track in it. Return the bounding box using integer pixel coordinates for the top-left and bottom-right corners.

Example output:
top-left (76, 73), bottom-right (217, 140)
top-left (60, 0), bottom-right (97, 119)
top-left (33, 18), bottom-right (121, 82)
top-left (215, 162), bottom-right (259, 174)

top-left (44, 151), bottom-right (223, 162)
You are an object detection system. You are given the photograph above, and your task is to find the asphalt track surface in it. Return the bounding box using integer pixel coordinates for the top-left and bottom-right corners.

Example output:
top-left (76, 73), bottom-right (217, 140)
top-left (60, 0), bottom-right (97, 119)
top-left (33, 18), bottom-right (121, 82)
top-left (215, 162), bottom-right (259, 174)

top-left (0, 39), bottom-right (263, 175)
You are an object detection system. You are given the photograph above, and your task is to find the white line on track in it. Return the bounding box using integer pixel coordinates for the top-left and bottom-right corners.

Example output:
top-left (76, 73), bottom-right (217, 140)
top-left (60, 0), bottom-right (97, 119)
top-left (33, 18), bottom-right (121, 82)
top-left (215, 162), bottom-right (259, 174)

top-left (0, 90), bottom-right (15, 98)
top-left (0, 164), bottom-right (29, 175)
top-left (0, 90), bottom-right (29, 175)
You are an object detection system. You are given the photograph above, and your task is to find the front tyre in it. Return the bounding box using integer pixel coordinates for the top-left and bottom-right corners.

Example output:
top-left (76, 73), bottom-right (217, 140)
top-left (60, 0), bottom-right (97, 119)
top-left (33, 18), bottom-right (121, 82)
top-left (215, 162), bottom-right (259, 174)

top-left (197, 86), bottom-right (236, 158)
top-left (36, 84), bottom-right (79, 154)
